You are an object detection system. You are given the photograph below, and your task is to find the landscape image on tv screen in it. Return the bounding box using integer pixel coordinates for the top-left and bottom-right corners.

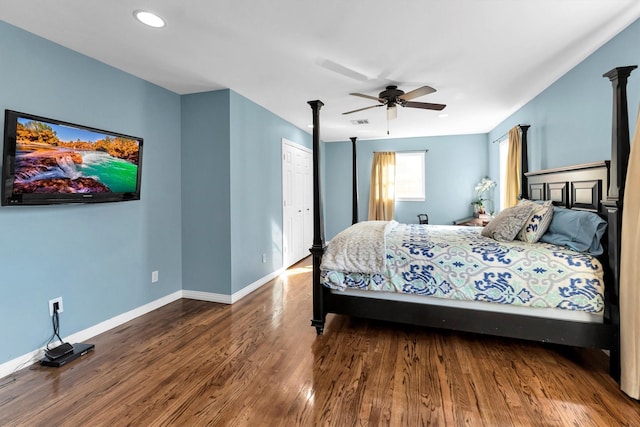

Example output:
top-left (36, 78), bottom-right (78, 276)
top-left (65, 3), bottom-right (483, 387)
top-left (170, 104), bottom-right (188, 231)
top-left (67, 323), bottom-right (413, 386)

top-left (12, 116), bottom-right (140, 195)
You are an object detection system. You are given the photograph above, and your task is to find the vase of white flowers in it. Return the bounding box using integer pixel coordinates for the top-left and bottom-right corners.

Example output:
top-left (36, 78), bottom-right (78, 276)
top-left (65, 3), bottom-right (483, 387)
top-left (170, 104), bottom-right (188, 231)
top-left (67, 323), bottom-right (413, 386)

top-left (471, 177), bottom-right (496, 216)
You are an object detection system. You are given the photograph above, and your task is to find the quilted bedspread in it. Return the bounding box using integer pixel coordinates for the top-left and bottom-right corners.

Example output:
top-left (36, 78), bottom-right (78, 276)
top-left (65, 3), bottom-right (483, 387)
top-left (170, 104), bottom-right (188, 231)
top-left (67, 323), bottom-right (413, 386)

top-left (320, 220), bottom-right (397, 274)
top-left (321, 223), bottom-right (605, 314)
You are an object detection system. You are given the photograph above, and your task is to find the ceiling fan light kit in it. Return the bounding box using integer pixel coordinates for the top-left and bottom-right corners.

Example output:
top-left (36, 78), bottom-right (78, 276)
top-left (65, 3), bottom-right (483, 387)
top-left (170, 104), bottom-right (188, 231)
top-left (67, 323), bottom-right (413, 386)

top-left (387, 105), bottom-right (397, 120)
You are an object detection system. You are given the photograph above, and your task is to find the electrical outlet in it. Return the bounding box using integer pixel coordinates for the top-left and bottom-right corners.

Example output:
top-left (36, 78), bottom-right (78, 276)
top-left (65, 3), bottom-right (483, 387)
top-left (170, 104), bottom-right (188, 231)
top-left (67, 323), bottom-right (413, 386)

top-left (49, 297), bottom-right (63, 316)
top-left (151, 270), bottom-right (159, 283)
top-left (262, 253), bottom-right (267, 263)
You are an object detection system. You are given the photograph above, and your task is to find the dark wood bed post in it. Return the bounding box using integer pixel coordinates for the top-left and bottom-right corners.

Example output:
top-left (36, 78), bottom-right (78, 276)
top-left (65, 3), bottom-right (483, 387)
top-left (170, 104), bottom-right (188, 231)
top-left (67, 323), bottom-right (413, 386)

top-left (602, 65), bottom-right (636, 380)
top-left (519, 124), bottom-right (530, 199)
top-left (308, 100), bottom-right (326, 334)
top-left (350, 137), bottom-right (359, 224)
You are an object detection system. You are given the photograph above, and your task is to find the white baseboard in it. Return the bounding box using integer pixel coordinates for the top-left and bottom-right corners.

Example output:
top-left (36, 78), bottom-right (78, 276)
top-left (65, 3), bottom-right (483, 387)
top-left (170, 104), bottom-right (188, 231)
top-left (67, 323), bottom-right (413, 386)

top-left (0, 268), bottom-right (286, 380)
top-left (183, 267), bottom-right (286, 304)
top-left (0, 290), bottom-right (182, 380)
top-left (182, 289), bottom-right (232, 304)
top-left (64, 290), bottom-right (183, 344)
top-left (231, 267), bottom-right (286, 303)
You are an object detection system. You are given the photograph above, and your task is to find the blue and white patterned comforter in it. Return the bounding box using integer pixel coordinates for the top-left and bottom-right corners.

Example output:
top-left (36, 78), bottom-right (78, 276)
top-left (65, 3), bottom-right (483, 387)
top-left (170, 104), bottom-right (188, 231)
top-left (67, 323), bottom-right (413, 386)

top-left (321, 223), bottom-right (604, 315)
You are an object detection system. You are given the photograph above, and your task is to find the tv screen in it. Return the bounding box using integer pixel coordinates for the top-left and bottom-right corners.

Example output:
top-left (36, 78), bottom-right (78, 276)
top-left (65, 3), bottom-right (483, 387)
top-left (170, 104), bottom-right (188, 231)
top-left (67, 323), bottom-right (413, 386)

top-left (1, 110), bottom-right (143, 206)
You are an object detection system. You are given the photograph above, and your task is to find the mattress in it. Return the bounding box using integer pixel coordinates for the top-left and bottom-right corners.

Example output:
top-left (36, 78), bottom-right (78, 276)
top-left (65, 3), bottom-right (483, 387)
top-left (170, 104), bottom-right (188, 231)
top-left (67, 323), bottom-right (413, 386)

top-left (321, 223), bottom-right (605, 320)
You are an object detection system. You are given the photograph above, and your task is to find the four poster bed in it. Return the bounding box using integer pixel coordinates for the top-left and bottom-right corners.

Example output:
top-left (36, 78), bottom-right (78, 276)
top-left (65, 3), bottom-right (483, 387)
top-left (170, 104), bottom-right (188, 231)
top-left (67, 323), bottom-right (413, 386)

top-left (307, 66), bottom-right (637, 380)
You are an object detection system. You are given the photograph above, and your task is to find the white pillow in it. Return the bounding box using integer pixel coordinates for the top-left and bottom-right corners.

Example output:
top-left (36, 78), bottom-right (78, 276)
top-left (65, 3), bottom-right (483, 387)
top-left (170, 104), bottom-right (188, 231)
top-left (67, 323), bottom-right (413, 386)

top-left (516, 199), bottom-right (554, 243)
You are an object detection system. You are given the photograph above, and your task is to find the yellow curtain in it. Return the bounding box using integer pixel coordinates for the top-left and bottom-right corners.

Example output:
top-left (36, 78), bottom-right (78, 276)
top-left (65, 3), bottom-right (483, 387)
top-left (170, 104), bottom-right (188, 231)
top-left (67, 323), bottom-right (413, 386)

top-left (620, 106), bottom-right (640, 399)
top-left (368, 152), bottom-right (396, 220)
top-left (505, 126), bottom-right (521, 207)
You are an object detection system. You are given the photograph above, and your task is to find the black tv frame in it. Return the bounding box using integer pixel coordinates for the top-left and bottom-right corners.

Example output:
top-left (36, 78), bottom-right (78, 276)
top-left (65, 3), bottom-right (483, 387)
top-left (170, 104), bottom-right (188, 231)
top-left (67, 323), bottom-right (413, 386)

top-left (1, 110), bottom-right (143, 206)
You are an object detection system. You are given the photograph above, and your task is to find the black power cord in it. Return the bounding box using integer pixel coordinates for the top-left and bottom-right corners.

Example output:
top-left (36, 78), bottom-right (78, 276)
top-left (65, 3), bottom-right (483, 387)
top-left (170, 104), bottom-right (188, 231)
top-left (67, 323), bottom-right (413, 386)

top-left (46, 307), bottom-right (63, 351)
top-left (44, 306), bottom-right (73, 359)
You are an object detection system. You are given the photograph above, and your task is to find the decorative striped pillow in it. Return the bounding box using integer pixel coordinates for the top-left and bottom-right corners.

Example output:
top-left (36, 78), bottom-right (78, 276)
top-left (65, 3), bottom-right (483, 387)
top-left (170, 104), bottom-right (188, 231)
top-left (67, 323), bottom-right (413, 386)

top-left (516, 199), bottom-right (554, 243)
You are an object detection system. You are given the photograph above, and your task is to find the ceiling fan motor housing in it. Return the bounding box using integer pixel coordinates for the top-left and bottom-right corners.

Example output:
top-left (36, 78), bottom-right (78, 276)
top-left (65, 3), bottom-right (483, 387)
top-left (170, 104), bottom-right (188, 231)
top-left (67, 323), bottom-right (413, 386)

top-left (379, 85), bottom-right (405, 106)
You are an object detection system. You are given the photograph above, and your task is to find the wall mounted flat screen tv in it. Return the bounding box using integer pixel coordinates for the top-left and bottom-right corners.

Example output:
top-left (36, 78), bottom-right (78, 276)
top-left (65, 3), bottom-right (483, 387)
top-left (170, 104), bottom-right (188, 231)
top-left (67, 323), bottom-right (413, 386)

top-left (1, 110), bottom-right (143, 206)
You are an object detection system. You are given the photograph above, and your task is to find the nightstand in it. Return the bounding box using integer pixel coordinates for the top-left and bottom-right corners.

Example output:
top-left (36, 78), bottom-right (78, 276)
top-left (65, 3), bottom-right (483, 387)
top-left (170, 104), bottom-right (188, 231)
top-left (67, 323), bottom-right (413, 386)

top-left (453, 217), bottom-right (489, 227)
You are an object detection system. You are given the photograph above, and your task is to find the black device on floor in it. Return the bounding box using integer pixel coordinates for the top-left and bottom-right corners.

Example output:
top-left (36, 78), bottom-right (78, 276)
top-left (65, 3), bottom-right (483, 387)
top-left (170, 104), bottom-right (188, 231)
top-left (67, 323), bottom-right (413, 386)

top-left (40, 343), bottom-right (95, 367)
top-left (45, 342), bottom-right (74, 360)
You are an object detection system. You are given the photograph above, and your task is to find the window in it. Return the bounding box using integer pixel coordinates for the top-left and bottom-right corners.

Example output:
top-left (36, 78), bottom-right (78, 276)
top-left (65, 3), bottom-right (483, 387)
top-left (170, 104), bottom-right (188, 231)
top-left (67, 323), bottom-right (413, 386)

top-left (395, 151), bottom-right (425, 201)
top-left (498, 137), bottom-right (509, 211)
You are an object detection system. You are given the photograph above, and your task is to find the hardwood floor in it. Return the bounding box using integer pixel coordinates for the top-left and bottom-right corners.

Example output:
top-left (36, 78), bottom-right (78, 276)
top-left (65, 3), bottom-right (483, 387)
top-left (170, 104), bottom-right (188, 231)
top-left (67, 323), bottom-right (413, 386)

top-left (1, 257), bottom-right (638, 426)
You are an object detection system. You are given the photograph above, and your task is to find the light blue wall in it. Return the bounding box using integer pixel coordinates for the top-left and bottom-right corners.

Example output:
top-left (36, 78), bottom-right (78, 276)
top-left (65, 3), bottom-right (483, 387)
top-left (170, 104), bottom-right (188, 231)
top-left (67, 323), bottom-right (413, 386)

top-left (488, 18), bottom-right (640, 209)
top-left (180, 90), bottom-right (311, 295)
top-left (323, 141), bottom-right (353, 240)
top-left (0, 21), bottom-right (182, 363)
top-left (181, 90), bottom-right (232, 294)
top-left (324, 134), bottom-right (488, 240)
top-left (229, 92), bottom-right (311, 293)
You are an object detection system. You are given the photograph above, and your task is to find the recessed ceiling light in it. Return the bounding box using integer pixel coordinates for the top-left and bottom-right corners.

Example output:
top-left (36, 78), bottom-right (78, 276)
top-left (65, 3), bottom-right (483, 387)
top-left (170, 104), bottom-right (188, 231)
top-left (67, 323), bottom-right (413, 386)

top-left (438, 113), bottom-right (449, 118)
top-left (133, 10), bottom-right (166, 28)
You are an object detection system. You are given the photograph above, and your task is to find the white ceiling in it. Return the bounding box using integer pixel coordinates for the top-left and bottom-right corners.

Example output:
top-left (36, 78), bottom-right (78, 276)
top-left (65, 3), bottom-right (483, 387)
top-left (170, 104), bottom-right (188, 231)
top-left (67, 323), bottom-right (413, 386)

top-left (1, 1), bottom-right (640, 142)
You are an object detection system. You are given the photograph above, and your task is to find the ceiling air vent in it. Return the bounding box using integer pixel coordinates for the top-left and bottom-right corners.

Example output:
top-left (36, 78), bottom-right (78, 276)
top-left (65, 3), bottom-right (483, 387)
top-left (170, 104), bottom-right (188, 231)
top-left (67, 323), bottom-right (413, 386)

top-left (350, 119), bottom-right (369, 125)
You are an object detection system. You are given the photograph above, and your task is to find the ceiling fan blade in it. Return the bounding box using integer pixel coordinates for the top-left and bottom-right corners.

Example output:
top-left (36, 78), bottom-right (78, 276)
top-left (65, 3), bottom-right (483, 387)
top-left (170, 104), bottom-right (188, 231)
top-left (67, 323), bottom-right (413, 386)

top-left (318, 59), bottom-right (369, 82)
top-left (342, 104), bottom-right (384, 115)
top-left (404, 101), bottom-right (447, 111)
top-left (399, 85), bottom-right (436, 101)
top-left (350, 92), bottom-right (385, 102)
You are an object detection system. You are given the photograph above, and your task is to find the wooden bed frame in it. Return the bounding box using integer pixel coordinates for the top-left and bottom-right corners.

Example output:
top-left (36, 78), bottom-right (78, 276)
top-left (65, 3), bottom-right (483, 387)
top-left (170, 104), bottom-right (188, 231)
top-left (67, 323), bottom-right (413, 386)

top-left (308, 66), bottom-right (636, 379)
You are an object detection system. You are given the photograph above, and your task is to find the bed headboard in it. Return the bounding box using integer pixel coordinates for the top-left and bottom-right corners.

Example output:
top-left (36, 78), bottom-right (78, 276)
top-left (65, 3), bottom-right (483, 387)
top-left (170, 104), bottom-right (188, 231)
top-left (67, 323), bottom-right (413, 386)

top-left (525, 161), bottom-right (610, 213)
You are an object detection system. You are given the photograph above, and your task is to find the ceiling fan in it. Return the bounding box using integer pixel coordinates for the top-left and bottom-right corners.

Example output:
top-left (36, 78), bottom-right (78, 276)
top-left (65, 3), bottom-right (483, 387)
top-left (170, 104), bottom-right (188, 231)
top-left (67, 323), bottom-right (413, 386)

top-left (343, 85), bottom-right (446, 120)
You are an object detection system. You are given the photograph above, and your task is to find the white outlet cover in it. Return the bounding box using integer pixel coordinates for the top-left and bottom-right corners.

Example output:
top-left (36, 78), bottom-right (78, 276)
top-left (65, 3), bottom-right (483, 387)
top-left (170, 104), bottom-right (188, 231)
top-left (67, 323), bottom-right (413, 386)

top-left (152, 271), bottom-right (159, 283)
top-left (49, 297), bottom-right (63, 316)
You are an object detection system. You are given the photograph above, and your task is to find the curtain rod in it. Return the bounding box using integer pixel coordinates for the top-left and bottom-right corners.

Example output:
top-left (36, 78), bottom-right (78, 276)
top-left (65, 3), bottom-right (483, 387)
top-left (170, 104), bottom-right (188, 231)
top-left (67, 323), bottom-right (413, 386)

top-left (491, 132), bottom-right (509, 144)
top-left (491, 124), bottom-right (523, 144)
top-left (373, 149), bottom-right (429, 153)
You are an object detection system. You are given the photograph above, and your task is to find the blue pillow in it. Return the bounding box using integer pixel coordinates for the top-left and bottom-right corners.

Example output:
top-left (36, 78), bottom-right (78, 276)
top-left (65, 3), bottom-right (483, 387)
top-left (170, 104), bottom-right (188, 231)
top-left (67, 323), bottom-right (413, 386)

top-left (539, 207), bottom-right (607, 255)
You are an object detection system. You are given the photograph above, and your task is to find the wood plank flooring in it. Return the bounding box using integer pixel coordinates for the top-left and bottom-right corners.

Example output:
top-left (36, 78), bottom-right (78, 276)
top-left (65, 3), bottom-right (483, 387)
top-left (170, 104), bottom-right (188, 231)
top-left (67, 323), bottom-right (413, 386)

top-left (1, 258), bottom-right (638, 426)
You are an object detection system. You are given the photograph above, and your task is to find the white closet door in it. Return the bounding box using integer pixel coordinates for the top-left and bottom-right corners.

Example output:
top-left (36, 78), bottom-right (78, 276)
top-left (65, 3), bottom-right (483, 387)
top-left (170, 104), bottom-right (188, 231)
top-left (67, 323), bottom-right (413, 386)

top-left (291, 147), bottom-right (305, 261)
top-left (282, 143), bottom-right (295, 267)
top-left (302, 150), bottom-right (313, 253)
top-left (282, 139), bottom-right (312, 268)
